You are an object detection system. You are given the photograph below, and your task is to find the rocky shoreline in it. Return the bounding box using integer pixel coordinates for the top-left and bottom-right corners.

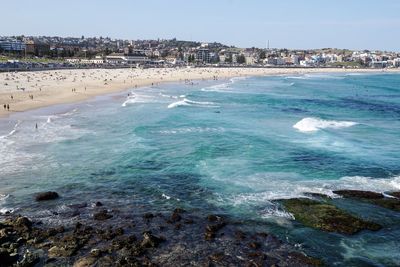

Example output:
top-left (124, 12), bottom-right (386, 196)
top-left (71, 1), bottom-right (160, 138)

top-left (1, 189), bottom-right (399, 266)
top-left (0, 192), bottom-right (321, 267)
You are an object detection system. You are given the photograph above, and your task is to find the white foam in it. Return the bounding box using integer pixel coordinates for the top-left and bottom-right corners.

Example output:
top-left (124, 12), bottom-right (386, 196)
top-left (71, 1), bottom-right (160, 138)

top-left (159, 93), bottom-right (181, 99)
top-left (0, 208), bottom-right (14, 215)
top-left (201, 83), bottom-right (229, 92)
top-left (161, 193), bottom-right (171, 200)
top-left (260, 205), bottom-right (295, 220)
top-left (167, 99), bottom-right (190, 109)
top-left (285, 76), bottom-right (307, 80)
top-left (0, 120), bottom-right (21, 140)
top-left (225, 175), bottom-right (400, 205)
top-left (167, 98), bottom-right (219, 109)
top-left (206, 169), bottom-right (400, 218)
top-left (293, 117), bottom-right (358, 133)
top-left (0, 194), bottom-right (9, 201)
top-left (158, 127), bottom-right (224, 134)
top-left (122, 93), bottom-right (163, 106)
top-left (201, 76), bottom-right (248, 92)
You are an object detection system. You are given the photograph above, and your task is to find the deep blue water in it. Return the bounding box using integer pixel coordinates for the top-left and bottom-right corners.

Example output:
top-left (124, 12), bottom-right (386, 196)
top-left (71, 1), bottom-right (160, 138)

top-left (1, 72), bottom-right (400, 266)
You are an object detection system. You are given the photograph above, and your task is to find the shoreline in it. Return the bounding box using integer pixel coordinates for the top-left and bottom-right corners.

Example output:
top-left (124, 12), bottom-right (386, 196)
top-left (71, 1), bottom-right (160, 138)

top-left (1, 67), bottom-right (399, 118)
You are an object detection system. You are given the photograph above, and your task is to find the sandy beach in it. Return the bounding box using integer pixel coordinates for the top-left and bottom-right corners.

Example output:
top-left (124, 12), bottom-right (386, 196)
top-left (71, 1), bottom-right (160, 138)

top-left (0, 67), bottom-right (398, 117)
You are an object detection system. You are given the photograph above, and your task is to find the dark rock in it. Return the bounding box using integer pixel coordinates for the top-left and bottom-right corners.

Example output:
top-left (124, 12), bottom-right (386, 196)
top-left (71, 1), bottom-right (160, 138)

top-left (333, 190), bottom-right (383, 199)
top-left (74, 222), bottom-right (83, 233)
top-left (73, 256), bottom-right (97, 267)
top-left (371, 198), bottom-right (400, 211)
top-left (204, 222), bottom-right (226, 241)
top-left (256, 232), bottom-right (268, 238)
top-left (0, 248), bottom-right (18, 265)
top-left (248, 252), bottom-right (265, 259)
top-left (68, 203), bottom-right (87, 209)
top-left (14, 216), bottom-right (33, 229)
top-left (0, 228), bottom-right (11, 243)
top-left (168, 211), bottom-right (182, 223)
top-left (204, 231), bottom-right (215, 241)
top-left (209, 252), bottom-right (225, 262)
top-left (115, 227), bottom-right (124, 236)
top-left (249, 242), bottom-right (261, 249)
top-left (184, 218), bottom-right (194, 224)
top-left (282, 198), bottom-right (382, 235)
top-left (130, 244), bottom-right (145, 257)
top-left (206, 222), bottom-right (226, 233)
top-left (35, 191), bottom-right (59, 201)
top-left (207, 214), bottom-right (221, 222)
top-left (46, 226), bottom-right (65, 237)
top-left (143, 213), bottom-right (155, 220)
top-left (234, 230), bottom-right (246, 240)
top-left (93, 209), bottom-right (112, 220)
top-left (94, 201), bottom-right (103, 207)
top-left (140, 231), bottom-right (165, 248)
top-left (334, 190), bottom-right (400, 211)
top-left (90, 248), bottom-right (102, 258)
top-left (287, 251), bottom-right (323, 266)
top-left (173, 208), bottom-right (185, 213)
top-left (18, 251), bottom-right (40, 267)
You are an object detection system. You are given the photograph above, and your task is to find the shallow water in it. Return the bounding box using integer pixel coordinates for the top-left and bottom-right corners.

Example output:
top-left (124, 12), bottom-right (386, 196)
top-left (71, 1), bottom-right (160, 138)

top-left (1, 73), bottom-right (400, 266)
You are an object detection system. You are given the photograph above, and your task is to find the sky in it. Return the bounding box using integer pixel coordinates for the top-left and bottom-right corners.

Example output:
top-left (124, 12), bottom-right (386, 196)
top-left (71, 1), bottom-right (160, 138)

top-left (1, 0), bottom-right (399, 51)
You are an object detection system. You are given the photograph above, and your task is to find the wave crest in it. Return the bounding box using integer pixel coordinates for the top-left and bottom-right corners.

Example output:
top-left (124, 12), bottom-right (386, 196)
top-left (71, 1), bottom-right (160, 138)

top-left (293, 117), bottom-right (357, 132)
top-left (167, 98), bottom-right (219, 109)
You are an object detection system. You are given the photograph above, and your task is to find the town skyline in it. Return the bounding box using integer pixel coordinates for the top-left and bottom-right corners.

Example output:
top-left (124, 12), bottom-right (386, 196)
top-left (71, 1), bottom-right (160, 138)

top-left (2, 34), bottom-right (399, 53)
top-left (2, 35), bottom-right (399, 70)
top-left (1, 0), bottom-right (399, 51)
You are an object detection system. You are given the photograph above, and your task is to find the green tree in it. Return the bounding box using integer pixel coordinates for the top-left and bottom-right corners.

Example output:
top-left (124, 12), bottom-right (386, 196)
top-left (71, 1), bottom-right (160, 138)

top-left (237, 54), bottom-right (245, 64)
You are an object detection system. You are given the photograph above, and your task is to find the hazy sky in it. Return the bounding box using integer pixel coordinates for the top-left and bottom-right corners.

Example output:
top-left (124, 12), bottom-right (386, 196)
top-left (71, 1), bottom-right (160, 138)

top-left (1, 0), bottom-right (399, 51)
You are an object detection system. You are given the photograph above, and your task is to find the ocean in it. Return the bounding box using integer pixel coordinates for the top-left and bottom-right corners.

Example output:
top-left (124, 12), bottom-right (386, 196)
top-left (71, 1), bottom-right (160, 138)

top-left (1, 72), bottom-right (400, 266)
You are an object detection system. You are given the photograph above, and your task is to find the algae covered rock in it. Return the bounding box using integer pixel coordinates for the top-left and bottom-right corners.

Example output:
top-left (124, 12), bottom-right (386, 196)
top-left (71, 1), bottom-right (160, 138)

top-left (282, 198), bottom-right (382, 235)
top-left (333, 190), bottom-right (400, 212)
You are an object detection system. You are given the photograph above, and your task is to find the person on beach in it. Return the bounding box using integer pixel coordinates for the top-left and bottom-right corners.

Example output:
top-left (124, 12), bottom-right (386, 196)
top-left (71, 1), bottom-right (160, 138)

top-left (3, 104), bottom-right (6, 110)
top-left (7, 104), bottom-right (10, 111)
top-left (35, 123), bottom-right (38, 130)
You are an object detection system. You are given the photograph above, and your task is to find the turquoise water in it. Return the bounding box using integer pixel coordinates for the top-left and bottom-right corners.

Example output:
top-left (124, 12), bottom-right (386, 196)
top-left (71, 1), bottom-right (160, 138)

top-left (1, 72), bottom-right (400, 266)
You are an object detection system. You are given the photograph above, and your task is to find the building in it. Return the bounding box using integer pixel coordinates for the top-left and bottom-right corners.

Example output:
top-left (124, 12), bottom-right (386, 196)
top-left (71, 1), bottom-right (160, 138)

top-left (25, 40), bottom-right (50, 56)
top-left (196, 49), bottom-right (210, 63)
top-left (245, 55), bottom-right (256, 65)
top-left (291, 55), bottom-right (300, 65)
top-left (0, 38), bottom-right (26, 52)
top-left (106, 51), bottom-right (149, 64)
top-left (370, 60), bottom-right (387, 68)
top-left (81, 56), bottom-right (105, 64)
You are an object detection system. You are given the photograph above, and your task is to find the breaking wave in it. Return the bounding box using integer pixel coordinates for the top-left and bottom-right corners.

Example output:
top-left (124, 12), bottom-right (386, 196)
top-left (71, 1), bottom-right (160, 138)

top-left (167, 98), bottom-right (219, 109)
top-left (293, 117), bottom-right (358, 132)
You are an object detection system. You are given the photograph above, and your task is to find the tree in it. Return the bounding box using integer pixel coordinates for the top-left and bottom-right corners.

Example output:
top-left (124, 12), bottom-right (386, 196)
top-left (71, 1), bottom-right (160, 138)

top-left (259, 51), bottom-right (266, 59)
top-left (237, 54), bottom-right (246, 64)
